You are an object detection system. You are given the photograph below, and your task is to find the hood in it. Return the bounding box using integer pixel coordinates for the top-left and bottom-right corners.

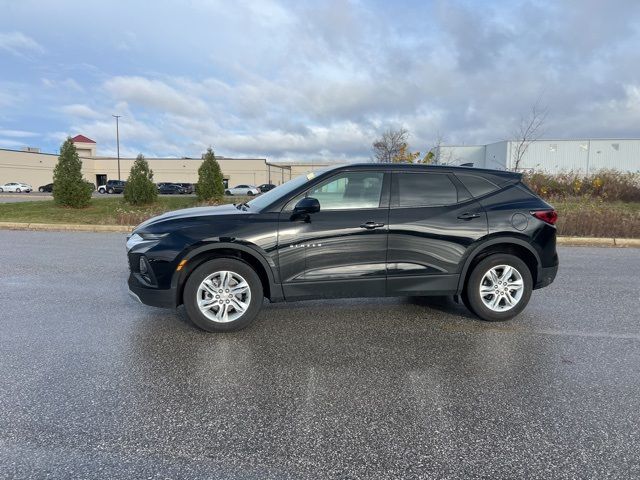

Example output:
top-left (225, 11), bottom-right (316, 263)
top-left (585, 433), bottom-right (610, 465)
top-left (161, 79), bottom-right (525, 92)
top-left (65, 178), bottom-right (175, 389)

top-left (135, 203), bottom-right (247, 233)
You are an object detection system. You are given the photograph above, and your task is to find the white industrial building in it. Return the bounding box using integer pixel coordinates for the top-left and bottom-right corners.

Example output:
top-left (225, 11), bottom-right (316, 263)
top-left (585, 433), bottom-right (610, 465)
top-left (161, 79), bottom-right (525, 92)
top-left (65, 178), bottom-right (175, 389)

top-left (437, 139), bottom-right (640, 174)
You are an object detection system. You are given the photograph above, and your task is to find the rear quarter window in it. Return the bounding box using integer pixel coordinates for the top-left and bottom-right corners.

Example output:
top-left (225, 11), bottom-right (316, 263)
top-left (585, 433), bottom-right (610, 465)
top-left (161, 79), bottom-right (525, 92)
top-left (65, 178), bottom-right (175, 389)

top-left (395, 173), bottom-right (458, 207)
top-left (455, 173), bottom-right (500, 198)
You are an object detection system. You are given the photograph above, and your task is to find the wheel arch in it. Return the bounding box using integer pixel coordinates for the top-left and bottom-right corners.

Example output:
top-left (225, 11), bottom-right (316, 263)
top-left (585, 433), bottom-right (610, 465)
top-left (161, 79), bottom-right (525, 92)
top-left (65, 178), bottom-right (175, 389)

top-left (456, 236), bottom-right (541, 294)
top-left (172, 243), bottom-right (283, 306)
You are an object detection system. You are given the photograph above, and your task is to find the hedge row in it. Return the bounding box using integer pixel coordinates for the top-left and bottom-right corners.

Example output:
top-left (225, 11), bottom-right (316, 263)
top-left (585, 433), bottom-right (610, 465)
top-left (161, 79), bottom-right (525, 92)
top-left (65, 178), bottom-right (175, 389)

top-left (522, 170), bottom-right (640, 202)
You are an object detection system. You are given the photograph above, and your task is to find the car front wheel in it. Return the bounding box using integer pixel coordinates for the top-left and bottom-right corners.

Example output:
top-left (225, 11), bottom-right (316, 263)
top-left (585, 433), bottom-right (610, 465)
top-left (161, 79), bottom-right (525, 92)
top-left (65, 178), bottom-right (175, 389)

top-left (39, 187), bottom-right (45, 192)
top-left (463, 254), bottom-right (532, 322)
top-left (183, 258), bottom-right (264, 332)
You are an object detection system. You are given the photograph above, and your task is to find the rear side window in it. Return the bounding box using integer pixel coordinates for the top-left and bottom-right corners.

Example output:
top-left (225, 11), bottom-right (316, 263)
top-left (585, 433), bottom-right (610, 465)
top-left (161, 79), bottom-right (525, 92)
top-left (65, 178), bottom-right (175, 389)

top-left (455, 174), bottom-right (500, 198)
top-left (394, 173), bottom-right (458, 207)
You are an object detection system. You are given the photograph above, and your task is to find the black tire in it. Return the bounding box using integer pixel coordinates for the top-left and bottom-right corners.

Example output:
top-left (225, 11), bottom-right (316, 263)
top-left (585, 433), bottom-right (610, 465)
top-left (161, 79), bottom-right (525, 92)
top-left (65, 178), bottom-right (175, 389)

top-left (183, 258), bottom-right (264, 332)
top-left (107, 188), bottom-right (114, 194)
top-left (16, 188), bottom-right (21, 193)
top-left (225, 190), bottom-right (231, 196)
top-left (463, 253), bottom-right (532, 322)
top-left (39, 187), bottom-right (45, 193)
top-left (0, 188), bottom-right (3, 192)
top-left (247, 191), bottom-right (254, 196)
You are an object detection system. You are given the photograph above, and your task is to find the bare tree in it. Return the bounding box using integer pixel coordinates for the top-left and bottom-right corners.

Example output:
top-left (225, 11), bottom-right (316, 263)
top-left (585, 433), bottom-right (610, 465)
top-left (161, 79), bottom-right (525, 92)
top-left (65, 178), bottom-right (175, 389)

top-left (512, 102), bottom-right (547, 171)
top-left (372, 127), bottom-right (409, 163)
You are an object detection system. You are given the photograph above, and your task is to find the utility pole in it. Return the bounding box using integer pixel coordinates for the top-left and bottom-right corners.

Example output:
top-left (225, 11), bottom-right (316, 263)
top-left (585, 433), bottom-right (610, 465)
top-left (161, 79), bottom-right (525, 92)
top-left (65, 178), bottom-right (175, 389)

top-left (112, 115), bottom-right (122, 180)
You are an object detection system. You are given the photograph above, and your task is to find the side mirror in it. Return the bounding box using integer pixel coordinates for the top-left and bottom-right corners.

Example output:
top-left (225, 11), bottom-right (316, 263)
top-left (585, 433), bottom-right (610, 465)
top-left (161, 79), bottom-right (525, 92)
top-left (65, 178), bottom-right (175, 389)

top-left (294, 197), bottom-right (320, 214)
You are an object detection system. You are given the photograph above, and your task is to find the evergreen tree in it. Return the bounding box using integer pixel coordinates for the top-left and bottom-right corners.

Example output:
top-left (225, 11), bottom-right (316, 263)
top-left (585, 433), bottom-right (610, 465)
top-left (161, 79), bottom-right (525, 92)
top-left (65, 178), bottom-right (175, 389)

top-left (53, 137), bottom-right (92, 208)
top-left (197, 147), bottom-right (224, 201)
top-left (124, 154), bottom-right (158, 205)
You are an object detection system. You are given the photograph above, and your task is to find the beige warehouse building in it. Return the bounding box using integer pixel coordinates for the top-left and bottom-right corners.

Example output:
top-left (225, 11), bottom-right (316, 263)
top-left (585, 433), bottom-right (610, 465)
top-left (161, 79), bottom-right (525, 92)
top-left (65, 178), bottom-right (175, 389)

top-left (0, 135), bottom-right (333, 190)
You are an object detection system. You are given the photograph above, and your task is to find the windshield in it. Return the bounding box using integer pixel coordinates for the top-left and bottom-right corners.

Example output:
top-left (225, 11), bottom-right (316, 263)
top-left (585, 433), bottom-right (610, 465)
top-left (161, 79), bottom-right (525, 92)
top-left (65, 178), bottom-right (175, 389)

top-left (246, 171), bottom-right (323, 211)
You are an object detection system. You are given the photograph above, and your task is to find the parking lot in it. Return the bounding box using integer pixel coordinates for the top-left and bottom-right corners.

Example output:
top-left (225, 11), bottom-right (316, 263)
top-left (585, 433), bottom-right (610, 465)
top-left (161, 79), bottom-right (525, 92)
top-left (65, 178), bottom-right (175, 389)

top-left (0, 230), bottom-right (639, 479)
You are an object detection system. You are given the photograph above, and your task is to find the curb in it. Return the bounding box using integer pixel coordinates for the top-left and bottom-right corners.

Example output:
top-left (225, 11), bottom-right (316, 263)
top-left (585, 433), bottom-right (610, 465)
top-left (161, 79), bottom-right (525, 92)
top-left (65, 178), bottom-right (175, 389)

top-left (0, 221), bottom-right (639, 247)
top-left (0, 222), bottom-right (133, 233)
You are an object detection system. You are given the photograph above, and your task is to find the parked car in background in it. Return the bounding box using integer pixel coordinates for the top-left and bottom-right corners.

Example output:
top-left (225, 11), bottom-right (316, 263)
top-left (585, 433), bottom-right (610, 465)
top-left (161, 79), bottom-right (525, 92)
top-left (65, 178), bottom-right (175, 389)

top-left (98, 180), bottom-right (126, 194)
top-left (126, 163), bottom-right (559, 332)
top-left (258, 183), bottom-right (276, 193)
top-left (158, 184), bottom-right (186, 195)
top-left (39, 183), bottom-right (54, 193)
top-left (225, 184), bottom-right (260, 196)
top-left (177, 183), bottom-right (194, 194)
top-left (0, 182), bottom-right (32, 193)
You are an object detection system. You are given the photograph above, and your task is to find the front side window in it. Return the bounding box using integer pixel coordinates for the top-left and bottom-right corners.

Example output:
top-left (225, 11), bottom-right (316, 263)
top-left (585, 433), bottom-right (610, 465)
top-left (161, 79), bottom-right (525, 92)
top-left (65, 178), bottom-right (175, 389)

top-left (395, 173), bottom-right (458, 207)
top-left (294, 171), bottom-right (385, 210)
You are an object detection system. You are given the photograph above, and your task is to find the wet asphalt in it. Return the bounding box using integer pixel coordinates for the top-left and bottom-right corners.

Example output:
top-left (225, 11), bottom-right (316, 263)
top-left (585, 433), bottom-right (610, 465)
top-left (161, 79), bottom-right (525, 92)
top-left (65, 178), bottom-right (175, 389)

top-left (0, 230), bottom-right (639, 479)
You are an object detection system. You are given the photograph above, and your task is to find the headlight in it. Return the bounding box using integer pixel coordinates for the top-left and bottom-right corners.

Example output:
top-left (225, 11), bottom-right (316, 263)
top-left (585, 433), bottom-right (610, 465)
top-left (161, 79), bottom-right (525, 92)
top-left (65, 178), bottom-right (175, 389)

top-left (126, 232), bottom-right (168, 251)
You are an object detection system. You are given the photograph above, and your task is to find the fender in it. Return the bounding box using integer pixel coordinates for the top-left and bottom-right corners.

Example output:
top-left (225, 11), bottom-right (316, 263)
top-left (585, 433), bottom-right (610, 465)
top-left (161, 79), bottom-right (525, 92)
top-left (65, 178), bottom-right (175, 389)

top-left (170, 241), bottom-right (284, 303)
top-left (455, 235), bottom-right (542, 293)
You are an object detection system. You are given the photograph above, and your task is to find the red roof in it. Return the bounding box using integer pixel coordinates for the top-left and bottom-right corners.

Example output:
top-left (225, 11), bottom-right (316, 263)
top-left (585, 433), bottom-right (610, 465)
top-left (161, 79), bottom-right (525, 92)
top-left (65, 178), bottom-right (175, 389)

top-left (71, 134), bottom-right (96, 144)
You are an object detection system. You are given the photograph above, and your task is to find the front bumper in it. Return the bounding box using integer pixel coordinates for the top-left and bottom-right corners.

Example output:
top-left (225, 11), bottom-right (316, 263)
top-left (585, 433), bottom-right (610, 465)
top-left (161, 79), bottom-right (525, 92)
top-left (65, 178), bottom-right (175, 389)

top-left (128, 274), bottom-right (177, 309)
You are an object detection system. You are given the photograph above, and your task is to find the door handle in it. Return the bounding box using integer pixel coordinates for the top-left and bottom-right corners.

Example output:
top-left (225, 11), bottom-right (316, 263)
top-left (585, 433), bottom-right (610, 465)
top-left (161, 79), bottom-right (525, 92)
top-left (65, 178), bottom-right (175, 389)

top-left (457, 212), bottom-right (481, 220)
top-left (360, 222), bottom-right (385, 229)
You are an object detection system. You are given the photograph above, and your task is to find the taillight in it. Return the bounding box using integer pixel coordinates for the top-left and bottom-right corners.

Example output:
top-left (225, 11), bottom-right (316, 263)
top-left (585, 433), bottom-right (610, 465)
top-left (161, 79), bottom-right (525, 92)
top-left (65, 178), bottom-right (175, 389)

top-left (531, 209), bottom-right (558, 225)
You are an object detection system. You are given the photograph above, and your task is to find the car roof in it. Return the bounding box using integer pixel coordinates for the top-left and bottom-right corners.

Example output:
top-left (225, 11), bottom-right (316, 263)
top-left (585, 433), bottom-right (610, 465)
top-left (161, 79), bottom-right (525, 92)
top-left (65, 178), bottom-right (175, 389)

top-left (324, 162), bottom-right (521, 179)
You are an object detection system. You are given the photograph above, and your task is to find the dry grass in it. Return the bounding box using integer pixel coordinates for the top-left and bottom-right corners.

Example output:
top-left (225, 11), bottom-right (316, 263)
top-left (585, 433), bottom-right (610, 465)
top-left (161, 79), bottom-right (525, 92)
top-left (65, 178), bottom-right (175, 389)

top-left (553, 198), bottom-right (640, 238)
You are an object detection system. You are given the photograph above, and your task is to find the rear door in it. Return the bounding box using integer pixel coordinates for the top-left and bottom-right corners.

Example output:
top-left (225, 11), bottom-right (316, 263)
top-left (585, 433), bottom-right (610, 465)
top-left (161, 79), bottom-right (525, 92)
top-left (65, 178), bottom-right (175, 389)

top-left (278, 170), bottom-right (390, 300)
top-left (387, 171), bottom-right (487, 295)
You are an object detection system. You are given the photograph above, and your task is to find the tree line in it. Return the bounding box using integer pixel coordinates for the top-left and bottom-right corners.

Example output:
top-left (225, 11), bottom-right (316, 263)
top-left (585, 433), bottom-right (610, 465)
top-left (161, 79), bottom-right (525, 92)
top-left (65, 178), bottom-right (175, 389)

top-left (52, 138), bottom-right (226, 208)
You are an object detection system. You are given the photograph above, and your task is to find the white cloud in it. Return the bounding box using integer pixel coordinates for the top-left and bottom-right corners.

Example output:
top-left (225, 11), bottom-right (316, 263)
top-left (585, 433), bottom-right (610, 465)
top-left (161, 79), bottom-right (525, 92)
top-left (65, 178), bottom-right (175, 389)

top-left (0, 31), bottom-right (43, 56)
top-left (60, 104), bottom-right (101, 119)
top-left (103, 76), bottom-right (209, 117)
top-left (0, 129), bottom-right (37, 138)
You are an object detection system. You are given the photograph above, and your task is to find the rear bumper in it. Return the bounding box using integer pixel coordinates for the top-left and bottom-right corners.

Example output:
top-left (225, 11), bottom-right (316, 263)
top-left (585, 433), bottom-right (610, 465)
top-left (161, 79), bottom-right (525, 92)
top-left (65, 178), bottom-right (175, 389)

top-left (128, 274), bottom-right (176, 309)
top-left (535, 263), bottom-right (558, 289)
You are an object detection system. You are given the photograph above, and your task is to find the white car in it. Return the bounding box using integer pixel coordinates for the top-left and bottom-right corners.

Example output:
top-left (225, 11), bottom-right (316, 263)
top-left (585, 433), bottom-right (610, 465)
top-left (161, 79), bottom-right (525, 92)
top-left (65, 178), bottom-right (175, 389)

top-left (0, 182), bottom-right (32, 193)
top-left (224, 184), bottom-right (260, 196)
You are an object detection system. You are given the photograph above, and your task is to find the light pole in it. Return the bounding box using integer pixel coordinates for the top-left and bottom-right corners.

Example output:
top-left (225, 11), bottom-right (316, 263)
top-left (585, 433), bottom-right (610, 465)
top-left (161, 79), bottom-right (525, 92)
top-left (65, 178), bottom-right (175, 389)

top-left (112, 115), bottom-right (122, 180)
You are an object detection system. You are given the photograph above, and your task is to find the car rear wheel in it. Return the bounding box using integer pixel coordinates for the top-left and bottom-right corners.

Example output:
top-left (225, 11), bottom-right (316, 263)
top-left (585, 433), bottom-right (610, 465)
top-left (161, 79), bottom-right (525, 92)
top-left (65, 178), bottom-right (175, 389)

top-left (247, 191), bottom-right (254, 196)
top-left (183, 258), bottom-right (264, 332)
top-left (16, 188), bottom-right (21, 193)
top-left (107, 188), bottom-right (114, 194)
top-left (0, 188), bottom-right (3, 192)
top-left (225, 190), bottom-right (231, 195)
top-left (39, 187), bottom-right (45, 192)
top-left (463, 253), bottom-right (532, 322)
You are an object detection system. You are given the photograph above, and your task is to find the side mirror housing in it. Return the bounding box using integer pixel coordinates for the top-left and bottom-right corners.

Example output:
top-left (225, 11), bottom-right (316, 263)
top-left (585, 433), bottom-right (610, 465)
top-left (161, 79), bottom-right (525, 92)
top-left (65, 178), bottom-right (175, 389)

top-left (294, 197), bottom-right (320, 214)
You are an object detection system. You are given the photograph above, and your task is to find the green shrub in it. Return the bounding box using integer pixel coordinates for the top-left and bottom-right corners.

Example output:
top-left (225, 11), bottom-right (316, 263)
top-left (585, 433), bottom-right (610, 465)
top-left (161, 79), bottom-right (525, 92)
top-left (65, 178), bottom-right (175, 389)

top-left (523, 170), bottom-right (640, 202)
top-left (53, 138), bottom-right (93, 208)
top-left (124, 154), bottom-right (158, 205)
top-left (197, 147), bottom-right (224, 202)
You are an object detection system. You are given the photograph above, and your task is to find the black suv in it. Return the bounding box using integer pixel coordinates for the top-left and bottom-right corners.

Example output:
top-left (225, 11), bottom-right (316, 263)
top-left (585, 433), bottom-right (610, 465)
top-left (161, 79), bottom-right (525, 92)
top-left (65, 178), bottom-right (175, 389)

top-left (98, 180), bottom-right (126, 194)
top-left (127, 164), bottom-right (558, 332)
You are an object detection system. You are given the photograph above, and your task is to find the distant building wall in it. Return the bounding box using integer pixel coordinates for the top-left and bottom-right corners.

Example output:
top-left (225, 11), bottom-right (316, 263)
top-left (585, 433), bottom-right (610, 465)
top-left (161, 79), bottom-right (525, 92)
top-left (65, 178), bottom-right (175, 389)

top-left (438, 139), bottom-right (640, 173)
top-left (0, 147), bottom-right (292, 188)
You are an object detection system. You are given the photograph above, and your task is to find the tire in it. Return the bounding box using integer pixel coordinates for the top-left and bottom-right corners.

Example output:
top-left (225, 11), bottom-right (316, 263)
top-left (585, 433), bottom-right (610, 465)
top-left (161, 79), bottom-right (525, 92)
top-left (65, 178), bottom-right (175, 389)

top-left (183, 258), bottom-right (264, 332)
top-left (98, 188), bottom-right (105, 194)
top-left (247, 191), bottom-right (254, 196)
top-left (463, 253), bottom-right (533, 322)
top-left (0, 188), bottom-right (3, 192)
top-left (39, 187), bottom-right (45, 193)
top-left (107, 188), bottom-right (114, 194)
top-left (225, 190), bottom-right (231, 196)
top-left (16, 188), bottom-right (21, 193)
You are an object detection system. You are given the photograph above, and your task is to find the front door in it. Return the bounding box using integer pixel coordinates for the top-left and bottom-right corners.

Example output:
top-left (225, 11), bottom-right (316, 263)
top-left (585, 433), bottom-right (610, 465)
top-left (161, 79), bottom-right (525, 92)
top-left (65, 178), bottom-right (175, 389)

top-left (278, 171), bottom-right (389, 300)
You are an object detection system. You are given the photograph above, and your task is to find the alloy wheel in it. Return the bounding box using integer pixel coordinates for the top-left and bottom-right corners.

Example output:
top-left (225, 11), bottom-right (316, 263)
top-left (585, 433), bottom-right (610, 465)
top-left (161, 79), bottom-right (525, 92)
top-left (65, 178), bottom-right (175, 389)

top-left (197, 270), bottom-right (251, 323)
top-left (479, 265), bottom-right (524, 312)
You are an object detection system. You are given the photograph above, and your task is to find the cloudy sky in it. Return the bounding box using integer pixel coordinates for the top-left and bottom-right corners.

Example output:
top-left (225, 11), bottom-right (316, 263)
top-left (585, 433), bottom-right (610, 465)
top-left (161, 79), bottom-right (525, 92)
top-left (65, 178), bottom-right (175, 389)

top-left (1, 0), bottom-right (639, 161)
